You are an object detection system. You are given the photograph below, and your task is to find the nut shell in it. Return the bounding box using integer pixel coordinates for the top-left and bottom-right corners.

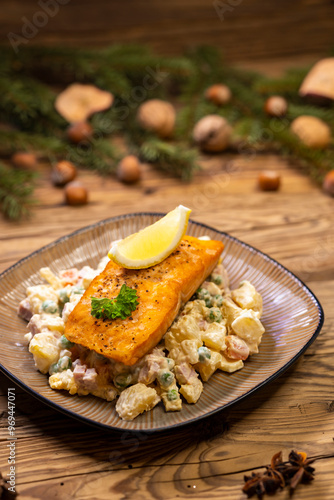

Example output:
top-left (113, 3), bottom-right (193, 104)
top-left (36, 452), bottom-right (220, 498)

top-left (193, 115), bottom-right (232, 152)
top-left (117, 155), bottom-right (141, 184)
top-left (205, 84), bottom-right (232, 106)
top-left (264, 96), bottom-right (288, 117)
top-left (299, 58), bottom-right (334, 103)
top-left (65, 181), bottom-right (88, 206)
top-left (290, 115), bottom-right (331, 149)
top-left (323, 170), bottom-right (334, 196)
top-left (11, 152), bottom-right (37, 169)
top-left (67, 122), bottom-right (93, 144)
top-left (137, 99), bottom-right (176, 138)
top-left (51, 161), bottom-right (77, 187)
top-left (258, 170), bottom-right (281, 191)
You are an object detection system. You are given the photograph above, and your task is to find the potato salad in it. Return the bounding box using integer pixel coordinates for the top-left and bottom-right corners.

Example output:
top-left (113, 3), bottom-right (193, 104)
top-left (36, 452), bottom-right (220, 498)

top-left (18, 255), bottom-right (265, 421)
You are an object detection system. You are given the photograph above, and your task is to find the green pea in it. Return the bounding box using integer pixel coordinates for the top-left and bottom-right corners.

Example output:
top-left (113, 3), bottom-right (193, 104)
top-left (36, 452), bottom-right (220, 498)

top-left (207, 307), bottom-right (222, 323)
top-left (214, 295), bottom-right (223, 307)
top-left (58, 288), bottom-right (70, 304)
top-left (42, 300), bottom-right (58, 314)
top-left (114, 373), bottom-right (132, 389)
top-left (166, 358), bottom-right (175, 370)
top-left (158, 371), bottom-right (174, 388)
top-left (196, 288), bottom-right (210, 301)
top-left (49, 356), bottom-right (72, 375)
top-left (167, 389), bottom-right (178, 401)
top-left (198, 346), bottom-right (211, 363)
top-left (60, 335), bottom-right (75, 349)
top-left (212, 274), bottom-right (223, 286)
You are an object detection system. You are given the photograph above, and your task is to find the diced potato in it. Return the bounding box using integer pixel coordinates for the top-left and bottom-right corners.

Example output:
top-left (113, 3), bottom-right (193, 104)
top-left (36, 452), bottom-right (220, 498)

top-left (49, 369), bottom-right (78, 395)
top-left (115, 383), bottom-right (160, 421)
top-left (201, 322), bottom-right (226, 351)
top-left (231, 310), bottom-right (265, 354)
top-left (179, 377), bottom-right (203, 404)
top-left (165, 315), bottom-right (202, 350)
top-left (40, 267), bottom-right (63, 290)
top-left (180, 339), bottom-right (200, 364)
top-left (195, 350), bottom-right (223, 382)
top-left (160, 382), bottom-right (182, 411)
top-left (36, 314), bottom-right (65, 334)
top-left (78, 266), bottom-right (100, 289)
top-left (219, 353), bottom-right (244, 373)
top-left (26, 285), bottom-right (59, 314)
top-left (202, 281), bottom-right (221, 296)
top-left (231, 281), bottom-right (263, 317)
top-left (221, 296), bottom-right (244, 330)
top-left (29, 332), bottom-right (62, 374)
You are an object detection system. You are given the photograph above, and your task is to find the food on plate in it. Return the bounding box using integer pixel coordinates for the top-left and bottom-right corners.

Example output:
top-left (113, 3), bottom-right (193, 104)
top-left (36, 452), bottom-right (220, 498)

top-left (18, 208), bottom-right (265, 421)
top-left (65, 235), bottom-right (224, 365)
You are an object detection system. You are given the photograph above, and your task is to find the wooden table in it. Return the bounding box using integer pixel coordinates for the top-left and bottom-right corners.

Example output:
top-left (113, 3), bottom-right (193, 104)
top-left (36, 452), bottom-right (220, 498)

top-left (1, 74), bottom-right (334, 500)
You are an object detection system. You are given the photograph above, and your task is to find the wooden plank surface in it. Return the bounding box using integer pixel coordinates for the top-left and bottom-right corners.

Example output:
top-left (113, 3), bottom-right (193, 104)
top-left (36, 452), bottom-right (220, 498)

top-left (1, 60), bottom-right (334, 499)
top-left (1, 0), bottom-right (334, 61)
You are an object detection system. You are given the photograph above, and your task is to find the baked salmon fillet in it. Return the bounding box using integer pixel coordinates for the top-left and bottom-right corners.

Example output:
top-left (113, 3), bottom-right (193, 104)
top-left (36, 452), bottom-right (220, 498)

top-left (64, 235), bottom-right (224, 365)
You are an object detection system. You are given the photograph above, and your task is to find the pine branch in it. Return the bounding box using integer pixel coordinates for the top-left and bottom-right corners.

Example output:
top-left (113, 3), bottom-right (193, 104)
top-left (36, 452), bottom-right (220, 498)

top-left (139, 139), bottom-right (200, 180)
top-left (0, 162), bottom-right (37, 220)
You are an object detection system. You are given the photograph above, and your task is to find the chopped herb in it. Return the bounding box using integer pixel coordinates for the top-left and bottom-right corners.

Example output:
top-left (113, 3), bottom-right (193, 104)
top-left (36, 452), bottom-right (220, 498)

top-left (91, 284), bottom-right (139, 320)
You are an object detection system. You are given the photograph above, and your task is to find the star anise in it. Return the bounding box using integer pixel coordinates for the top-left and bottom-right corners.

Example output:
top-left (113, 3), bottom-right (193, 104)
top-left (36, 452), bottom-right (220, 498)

top-left (242, 450), bottom-right (316, 499)
top-left (285, 450), bottom-right (316, 495)
top-left (242, 466), bottom-right (283, 499)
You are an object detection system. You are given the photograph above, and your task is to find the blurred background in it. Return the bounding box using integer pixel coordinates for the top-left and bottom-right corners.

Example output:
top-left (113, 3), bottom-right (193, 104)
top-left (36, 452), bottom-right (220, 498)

top-left (2, 0), bottom-right (334, 61)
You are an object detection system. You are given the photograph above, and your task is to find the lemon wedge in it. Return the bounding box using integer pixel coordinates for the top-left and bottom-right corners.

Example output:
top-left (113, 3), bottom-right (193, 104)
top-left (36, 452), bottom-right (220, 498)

top-left (108, 205), bottom-right (191, 269)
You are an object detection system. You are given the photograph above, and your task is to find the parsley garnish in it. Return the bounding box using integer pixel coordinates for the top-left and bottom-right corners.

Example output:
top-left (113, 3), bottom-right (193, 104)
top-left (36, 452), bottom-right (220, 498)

top-left (91, 285), bottom-right (139, 320)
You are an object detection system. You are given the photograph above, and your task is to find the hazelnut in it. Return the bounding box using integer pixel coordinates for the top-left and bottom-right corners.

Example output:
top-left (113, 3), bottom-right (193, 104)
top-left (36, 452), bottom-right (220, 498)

top-left (51, 160), bottom-right (77, 187)
top-left (66, 121), bottom-right (93, 144)
top-left (323, 170), bottom-right (334, 196)
top-left (264, 96), bottom-right (288, 117)
top-left (258, 170), bottom-right (281, 191)
top-left (117, 155), bottom-right (141, 184)
top-left (137, 99), bottom-right (176, 138)
top-left (11, 152), bottom-right (37, 169)
top-left (205, 84), bottom-right (232, 106)
top-left (193, 115), bottom-right (232, 152)
top-left (290, 115), bottom-right (331, 149)
top-left (65, 181), bottom-right (88, 206)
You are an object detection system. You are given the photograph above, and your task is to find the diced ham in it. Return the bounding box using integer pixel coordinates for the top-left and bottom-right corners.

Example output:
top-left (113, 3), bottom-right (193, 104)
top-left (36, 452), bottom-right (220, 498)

top-left (174, 362), bottom-right (197, 385)
top-left (225, 335), bottom-right (250, 361)
top-left (73, 363), bottom-right (98, 391)
top-left (138, 353), bottom-right (167, 384)
top-left (27, 314), bottom-right (43, 337)
top-left (17, 298), bottom-right (33, 322)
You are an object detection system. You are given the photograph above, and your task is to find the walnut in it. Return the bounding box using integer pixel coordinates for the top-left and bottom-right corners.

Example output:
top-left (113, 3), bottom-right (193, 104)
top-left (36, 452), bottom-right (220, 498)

top-left (290, 115), bottom-right (331, 149)
top-left (137, 99), bottom-right (176, 138)
top-left (193, 115), bottom-right (232, 152)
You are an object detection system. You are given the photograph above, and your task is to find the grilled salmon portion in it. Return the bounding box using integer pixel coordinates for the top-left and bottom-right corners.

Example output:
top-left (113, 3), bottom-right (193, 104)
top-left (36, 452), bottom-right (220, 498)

top-left (65, 236), bottom-right (224, 365)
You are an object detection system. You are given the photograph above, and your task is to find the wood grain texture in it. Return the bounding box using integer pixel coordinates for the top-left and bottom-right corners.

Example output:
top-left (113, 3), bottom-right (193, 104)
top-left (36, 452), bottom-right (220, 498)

top-left (1, 0), bottom-right (334, 61)
top-left (0, 58), bottom-right (334, 499)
